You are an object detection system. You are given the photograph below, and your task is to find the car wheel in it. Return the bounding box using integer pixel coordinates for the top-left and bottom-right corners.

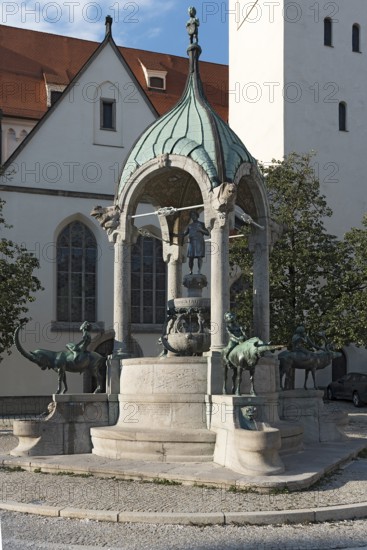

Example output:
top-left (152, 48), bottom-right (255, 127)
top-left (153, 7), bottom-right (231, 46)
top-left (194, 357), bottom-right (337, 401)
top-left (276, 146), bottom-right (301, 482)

top-left (353, 391), bottom-right (362, 408)
top-left (327, 387), bottom-right (335, 400)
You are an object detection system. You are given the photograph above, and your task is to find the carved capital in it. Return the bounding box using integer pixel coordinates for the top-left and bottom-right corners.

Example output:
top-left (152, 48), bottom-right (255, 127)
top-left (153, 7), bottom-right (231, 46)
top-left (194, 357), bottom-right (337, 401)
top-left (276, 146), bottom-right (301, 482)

top-left (162, 242), bottom-right (182, 263)
top-left (210, 182), bottom-right (237, 212)
top-left (209, 182), bottom-right (237, 228)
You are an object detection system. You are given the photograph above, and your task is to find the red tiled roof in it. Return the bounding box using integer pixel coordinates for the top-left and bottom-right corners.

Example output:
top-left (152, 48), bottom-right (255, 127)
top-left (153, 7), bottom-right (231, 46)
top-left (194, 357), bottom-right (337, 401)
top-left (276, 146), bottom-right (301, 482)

top-left (0, 25), bottom-right (228, 122)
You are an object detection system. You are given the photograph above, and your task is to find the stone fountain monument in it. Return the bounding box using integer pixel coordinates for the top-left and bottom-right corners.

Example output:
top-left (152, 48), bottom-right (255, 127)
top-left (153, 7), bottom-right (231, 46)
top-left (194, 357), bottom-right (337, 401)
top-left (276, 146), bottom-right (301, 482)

top-left (88, 8), bottom-right (298, 475)
top-left (10, 8), bottom-right (351, 481)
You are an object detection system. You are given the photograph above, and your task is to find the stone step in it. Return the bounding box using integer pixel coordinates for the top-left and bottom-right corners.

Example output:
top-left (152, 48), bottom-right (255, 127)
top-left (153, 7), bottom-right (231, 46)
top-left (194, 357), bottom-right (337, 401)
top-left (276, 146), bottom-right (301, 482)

top-left (91, 426), bottom-right (216, 462)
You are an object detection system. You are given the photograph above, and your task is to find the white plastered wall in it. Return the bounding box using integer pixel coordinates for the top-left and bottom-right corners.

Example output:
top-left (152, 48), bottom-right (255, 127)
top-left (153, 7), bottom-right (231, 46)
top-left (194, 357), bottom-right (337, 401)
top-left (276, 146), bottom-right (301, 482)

top-left (0, 40), bottom-right (157, 395)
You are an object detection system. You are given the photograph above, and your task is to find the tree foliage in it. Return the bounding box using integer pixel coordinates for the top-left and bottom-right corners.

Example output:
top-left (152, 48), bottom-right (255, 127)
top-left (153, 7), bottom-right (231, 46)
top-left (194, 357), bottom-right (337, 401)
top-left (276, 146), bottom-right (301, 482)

top-left (230, 152), bottom-right (367, 348)
top-left (321, 216), bottom-right (367, 348)
top-left (0, 199), bottom-right (43, 362)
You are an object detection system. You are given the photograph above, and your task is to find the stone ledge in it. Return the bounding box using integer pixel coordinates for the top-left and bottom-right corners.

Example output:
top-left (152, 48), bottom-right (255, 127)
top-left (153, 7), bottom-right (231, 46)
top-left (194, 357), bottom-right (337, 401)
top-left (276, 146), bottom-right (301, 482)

top-left (0, 500), bottom-right (367, 526)
top-left (91, 427), bottom-right (216, 442)
top-left (60, 507), bottom-right (119, 522)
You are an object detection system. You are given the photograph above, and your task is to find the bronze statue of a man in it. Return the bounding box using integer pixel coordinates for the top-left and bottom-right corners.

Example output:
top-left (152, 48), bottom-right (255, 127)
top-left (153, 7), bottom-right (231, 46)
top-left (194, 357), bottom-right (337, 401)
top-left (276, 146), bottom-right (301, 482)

top-left (183, 210), bottom-right (209, 274)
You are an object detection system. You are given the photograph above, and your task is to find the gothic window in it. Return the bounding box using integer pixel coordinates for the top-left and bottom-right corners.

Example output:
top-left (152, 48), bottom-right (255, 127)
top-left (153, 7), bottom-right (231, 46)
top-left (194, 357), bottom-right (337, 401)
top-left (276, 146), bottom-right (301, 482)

top-left (352, 24), bottom-right (360, 52)
top-left (56, 221), bottom-right (97, 322)
top-left (131, 236), bottom-right (166, 324)
top-left (339, 102), bottom-right (347, 131)
top-left (324, 18), bottom-right (332, 46)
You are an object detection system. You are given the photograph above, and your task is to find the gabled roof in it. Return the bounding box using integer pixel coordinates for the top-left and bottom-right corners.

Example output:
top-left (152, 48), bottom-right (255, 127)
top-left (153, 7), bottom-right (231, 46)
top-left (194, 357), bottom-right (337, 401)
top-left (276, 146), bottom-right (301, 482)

top-left (0, 24), bottom-right (228, 122)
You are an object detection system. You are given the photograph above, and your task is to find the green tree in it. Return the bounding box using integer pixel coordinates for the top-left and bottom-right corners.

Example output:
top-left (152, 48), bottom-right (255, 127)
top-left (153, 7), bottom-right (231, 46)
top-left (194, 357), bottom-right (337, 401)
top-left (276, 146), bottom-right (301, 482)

top-left (321, 216), bottom-right (367, 348)
top-left (231, 152), bottom-right (340, 346)
top-left (0, 198), bottom-right (43, 362)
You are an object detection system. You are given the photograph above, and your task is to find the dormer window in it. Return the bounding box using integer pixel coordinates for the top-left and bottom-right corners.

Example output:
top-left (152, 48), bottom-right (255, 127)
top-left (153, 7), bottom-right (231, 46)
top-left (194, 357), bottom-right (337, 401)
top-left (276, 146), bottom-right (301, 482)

top-left (149, 76), bottom-right (165, 90)
top-left (139, 60), bottom-right (167, 92)
top-left (46, 84), bottom-right (66, 107)
top-left (50, 91), bottom-right (63, 105)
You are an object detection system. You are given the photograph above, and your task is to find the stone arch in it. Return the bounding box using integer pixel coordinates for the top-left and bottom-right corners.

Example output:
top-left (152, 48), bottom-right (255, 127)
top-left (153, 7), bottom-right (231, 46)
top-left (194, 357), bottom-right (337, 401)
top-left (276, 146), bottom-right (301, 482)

top-left (117, 154), bottom-right (214, 241)
top-left (54, 212), bottom-right (98, 241)
top-left (233, 163), bottom-right (271, 340)
top-left (234, 163), bottom-right (270, 225)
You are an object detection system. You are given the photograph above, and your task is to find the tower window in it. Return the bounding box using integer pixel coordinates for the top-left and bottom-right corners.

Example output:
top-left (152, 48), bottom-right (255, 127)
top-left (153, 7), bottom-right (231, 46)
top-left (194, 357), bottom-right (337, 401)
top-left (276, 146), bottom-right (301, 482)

top-left (352, 24), bottom-right (360, 52)
top-left (324, 18), bottom-right (332, 46)
top-left (339, 102), bottom-right (347, 131)
top-left (100, 99), bottom-right (116, 130)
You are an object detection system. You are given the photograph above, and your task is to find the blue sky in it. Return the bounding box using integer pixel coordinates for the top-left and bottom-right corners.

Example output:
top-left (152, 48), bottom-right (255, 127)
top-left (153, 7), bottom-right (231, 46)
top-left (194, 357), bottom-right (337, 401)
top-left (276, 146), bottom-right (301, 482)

top-left (1, 1), bottom-right (229, 64)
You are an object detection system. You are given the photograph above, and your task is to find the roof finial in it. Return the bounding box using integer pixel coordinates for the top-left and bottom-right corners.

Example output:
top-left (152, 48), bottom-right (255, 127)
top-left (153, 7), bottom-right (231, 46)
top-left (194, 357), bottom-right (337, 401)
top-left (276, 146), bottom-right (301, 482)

top-left (186, 6), bottom-right (199, 45)
top-left (105, 15), bottom-right (113, 37)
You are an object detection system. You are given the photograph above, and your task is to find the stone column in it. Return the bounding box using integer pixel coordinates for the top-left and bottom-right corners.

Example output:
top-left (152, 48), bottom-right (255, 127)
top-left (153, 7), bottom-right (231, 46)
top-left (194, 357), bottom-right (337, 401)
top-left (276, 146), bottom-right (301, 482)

top-left (249, 229), bottom-right (270, 343)
top-left (167, 258), bottom-right (183, 301)
top-left (207, 215), bottom-right (230, 395)
top-left (210, 216), bottom-right (230, 351)
top-left (113, 232), bottom-right (132, 354)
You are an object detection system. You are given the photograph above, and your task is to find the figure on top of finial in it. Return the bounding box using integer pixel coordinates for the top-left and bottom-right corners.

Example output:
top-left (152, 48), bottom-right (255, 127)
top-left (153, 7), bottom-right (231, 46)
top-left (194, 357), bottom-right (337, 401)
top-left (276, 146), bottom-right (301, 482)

top-left (186, 6), bottom-right (199, 44)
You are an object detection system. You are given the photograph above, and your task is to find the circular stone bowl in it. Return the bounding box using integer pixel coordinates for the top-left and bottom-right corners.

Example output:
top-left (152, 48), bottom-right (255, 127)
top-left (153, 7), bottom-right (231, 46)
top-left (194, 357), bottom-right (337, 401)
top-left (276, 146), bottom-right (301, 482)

top-left (167, 332), bottom-right (211, 355)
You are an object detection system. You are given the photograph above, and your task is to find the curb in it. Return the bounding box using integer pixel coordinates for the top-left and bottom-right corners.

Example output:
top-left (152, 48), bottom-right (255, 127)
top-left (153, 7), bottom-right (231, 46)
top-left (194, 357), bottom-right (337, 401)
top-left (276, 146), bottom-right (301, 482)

top-left (0, 500), bottom-right (367, 525)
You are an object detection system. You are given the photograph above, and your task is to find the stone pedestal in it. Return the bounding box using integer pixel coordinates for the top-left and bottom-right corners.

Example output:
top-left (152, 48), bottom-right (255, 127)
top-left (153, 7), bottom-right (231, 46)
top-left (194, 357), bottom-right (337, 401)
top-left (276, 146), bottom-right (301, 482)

top-left (278, 389), bottom-right (348, 443)
top-left (91, 358), bottom-right (216, 462)
top-left (182, 273), bottom-right (207, 297)
top-left (11, 394), bottom-right (117, 457)
top-left (207, 395), bottom-right (284, 476)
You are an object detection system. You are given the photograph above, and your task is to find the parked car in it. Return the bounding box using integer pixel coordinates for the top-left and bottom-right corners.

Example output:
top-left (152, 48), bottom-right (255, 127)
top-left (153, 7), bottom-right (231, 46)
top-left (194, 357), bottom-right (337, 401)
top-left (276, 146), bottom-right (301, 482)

top-left (327, 373), bottom-right (367, 407)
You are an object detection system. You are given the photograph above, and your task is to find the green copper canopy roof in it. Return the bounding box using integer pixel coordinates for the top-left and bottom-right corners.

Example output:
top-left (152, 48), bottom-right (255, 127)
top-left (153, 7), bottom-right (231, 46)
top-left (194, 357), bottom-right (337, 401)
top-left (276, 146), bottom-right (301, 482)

top-left (118, 40), bottom-right (255, 196)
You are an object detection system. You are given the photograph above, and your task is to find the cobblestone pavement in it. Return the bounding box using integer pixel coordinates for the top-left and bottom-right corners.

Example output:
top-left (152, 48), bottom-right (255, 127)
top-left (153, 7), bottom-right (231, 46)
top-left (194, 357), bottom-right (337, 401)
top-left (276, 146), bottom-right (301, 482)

top-left (0, 400), bottom-right (366, 549)
top-left (1, 511), bottom-right (367, 549)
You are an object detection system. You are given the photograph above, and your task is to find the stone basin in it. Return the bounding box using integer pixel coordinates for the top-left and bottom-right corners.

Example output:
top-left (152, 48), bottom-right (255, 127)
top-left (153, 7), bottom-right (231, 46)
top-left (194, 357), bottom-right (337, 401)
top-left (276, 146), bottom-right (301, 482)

top-left (234, 424), bottom-right (285, 476)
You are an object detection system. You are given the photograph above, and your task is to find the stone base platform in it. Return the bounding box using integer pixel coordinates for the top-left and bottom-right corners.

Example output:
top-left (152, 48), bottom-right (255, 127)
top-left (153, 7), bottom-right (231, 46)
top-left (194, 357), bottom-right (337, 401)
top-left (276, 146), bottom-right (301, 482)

top-left (2, 436), bottom-right (366, 492)
top-left (91, 426), bottom-right (216, 462)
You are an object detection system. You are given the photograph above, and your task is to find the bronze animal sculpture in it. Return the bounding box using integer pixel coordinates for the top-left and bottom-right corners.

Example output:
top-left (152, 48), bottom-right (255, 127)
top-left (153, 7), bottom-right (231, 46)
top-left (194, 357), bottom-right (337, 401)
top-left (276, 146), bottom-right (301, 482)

top-left (222, 337), bottom-right (282, 396)
top-left (14, 324), bottom-right (106, 394)
top-left (279, 336), bottom-right (341, 390)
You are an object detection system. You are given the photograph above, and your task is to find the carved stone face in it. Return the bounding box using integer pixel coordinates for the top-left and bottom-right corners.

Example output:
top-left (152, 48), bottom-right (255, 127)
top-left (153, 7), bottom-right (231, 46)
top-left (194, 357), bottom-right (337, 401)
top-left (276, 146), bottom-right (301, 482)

top-left (242, 406), bottom-right (257, 420)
